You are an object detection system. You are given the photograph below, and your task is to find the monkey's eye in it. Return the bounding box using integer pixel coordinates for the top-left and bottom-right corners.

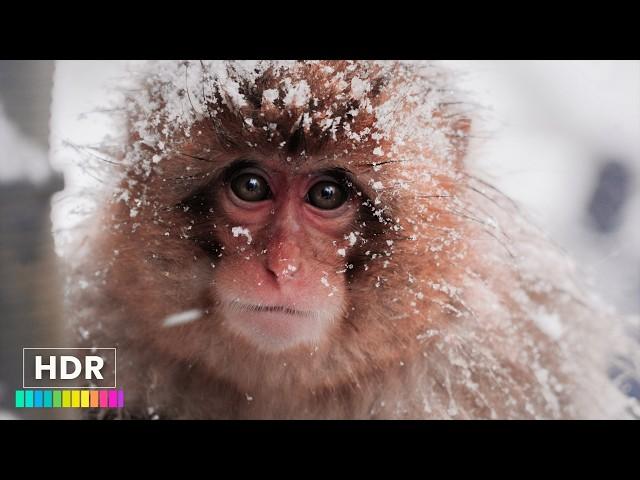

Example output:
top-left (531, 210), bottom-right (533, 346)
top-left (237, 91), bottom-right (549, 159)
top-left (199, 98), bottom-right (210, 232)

top-left (230, 173), bottom-right (271, 202)
top-left (306, 181), bottom-right (348, 210)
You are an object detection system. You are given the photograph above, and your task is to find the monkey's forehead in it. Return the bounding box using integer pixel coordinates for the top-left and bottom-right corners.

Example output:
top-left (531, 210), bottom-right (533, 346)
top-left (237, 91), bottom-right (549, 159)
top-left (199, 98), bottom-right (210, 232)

top-left (121, 60), bottom-right (468, 165)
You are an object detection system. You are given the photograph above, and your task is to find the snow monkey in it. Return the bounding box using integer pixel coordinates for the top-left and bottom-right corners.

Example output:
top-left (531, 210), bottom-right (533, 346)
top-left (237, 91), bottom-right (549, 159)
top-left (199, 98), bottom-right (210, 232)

top-left (65, 60), bottom-right (638, 419)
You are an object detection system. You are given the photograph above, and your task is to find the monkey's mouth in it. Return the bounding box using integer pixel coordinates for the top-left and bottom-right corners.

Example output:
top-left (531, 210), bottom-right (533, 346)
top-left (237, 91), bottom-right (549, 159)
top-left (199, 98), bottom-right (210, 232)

top-left (227, 301), bottom-right (314, 317)
top-left (220, 299), bottom-right (332, 351)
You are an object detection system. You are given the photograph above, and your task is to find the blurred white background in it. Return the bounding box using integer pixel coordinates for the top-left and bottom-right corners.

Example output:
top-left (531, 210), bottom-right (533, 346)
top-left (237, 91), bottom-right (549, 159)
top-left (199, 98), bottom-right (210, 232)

top-left (444, 60), bottom-right (639, 315)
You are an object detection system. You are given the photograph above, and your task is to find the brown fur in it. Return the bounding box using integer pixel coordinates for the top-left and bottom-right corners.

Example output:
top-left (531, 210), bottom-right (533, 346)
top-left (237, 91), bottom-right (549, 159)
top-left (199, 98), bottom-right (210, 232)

top-left (67, 60), bottom-right (634, 419)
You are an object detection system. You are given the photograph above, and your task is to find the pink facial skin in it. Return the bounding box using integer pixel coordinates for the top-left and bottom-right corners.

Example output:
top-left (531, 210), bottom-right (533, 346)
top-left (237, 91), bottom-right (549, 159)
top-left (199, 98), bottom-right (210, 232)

top-left (212, 160), bottom-right (357, 352)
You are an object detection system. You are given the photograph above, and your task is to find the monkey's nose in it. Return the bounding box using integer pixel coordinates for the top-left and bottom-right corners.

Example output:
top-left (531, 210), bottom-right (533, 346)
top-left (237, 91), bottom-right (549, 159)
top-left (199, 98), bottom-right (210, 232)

top-left (266, 257), bottom-right (301, 281)
top-left (265, 239), bottom-right (302, 282)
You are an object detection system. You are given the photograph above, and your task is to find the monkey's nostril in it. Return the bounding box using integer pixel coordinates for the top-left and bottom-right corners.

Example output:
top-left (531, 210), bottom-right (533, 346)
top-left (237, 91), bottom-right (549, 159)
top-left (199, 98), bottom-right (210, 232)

top-left (265, 259), bottom-right (300, 282)
top-left (265, 265), bottom-right (279, 280)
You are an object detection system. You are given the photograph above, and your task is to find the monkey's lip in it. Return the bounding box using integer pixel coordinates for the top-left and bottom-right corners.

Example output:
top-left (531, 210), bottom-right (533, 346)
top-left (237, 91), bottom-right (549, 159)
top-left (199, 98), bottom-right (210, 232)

top-left (225, 300), bottom-right (314, 317)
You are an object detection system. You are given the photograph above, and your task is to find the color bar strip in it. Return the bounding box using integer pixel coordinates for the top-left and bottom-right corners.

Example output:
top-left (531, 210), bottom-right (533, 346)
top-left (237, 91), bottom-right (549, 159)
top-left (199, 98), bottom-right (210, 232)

top-left (14, 390), bottom-right (124, 408)
top-left (99, 390), bottom-right (108, 408)
top-left (71, 390), bottom-right (80, 408)
top-left (90, 391), bottom-right (99, 408)
top-left (81, 390), bottom-right (90, 408)
top-left (15, 390), bottom-right (24, 408)
top-left (44, 390), bottom-right (53, 408)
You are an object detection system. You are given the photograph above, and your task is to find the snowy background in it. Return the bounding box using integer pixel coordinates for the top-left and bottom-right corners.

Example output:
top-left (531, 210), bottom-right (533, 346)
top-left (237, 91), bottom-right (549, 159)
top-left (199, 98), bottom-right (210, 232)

top-left (1, 60), bottom-right (638, 418)
top-left (444, 60), bottom-right (640, 316)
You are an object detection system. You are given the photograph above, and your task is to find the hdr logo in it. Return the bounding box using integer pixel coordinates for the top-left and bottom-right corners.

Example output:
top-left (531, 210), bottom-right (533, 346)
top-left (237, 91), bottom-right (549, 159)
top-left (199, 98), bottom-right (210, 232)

top-left (16, 348), bottom-right (123, 410)
top-left (23, 348), bottom-right (116, 388)
top-left (35, 353), bottom-right (105, 381)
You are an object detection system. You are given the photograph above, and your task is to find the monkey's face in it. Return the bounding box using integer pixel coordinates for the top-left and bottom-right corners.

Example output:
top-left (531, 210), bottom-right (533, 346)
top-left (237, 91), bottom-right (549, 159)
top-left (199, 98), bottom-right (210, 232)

top-left (90, 60), bottom-right (471, 392)
top-left (203, 157), bottom-right (357, 352)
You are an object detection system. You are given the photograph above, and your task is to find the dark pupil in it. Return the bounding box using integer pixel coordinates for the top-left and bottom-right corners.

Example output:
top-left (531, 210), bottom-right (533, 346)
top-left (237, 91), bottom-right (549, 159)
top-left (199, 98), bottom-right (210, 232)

top-left (321, 185), bottom-right (335, 199)
top-left (231, 173), bottom-right (268, 201)
top-left (245, 178), bottom-right (260, 192)
top-left (308, 181), bottom-right (346, 209)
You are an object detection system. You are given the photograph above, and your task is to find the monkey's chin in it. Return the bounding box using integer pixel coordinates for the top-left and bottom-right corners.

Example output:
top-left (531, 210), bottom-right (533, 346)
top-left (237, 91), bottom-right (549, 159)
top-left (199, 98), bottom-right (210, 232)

top-left (220, 300), bottom-right (336, 353)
